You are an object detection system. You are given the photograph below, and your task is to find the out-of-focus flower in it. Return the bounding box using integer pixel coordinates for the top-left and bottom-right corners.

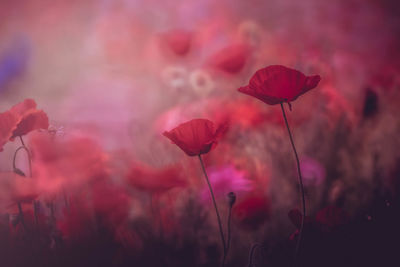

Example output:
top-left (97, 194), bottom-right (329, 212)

top-left (189, 69), bottom-right (214, 97)
top-left (213, 99), bottom-right (268, 129)
top-left (233, 193), bottom-right (270, 230)
top-left (92, 180), bottom-right (131, 227)
top-left (126, 162), bottom-right (186, 194)
top-left (0, 99), bottom-right (48, 150)
top-left (9, 99), bottom-right (49, 139)
top-left (315, 206), bottom-right (349, 232)
top-left (161, 66), bottom-right (188, 90)
top-left (200, 165), bottom-right (252, 202)
top-left (0, 172), bottom-right (39, 212)
top-left (162, 29), bottom-right (192, 56)
top-left (57, 196), bottom-right (94, 241)
top-left (0, 111), bottom-right (18, 151)
top-left (288, 206), bottom-right (350, 240)
top-left (163, 118), bottom-right (227, 156)
top-left (288, 208), bottom-right (315, 241)
top-left (0, 38), bottom-right (30, 90)
top-left (209, 44), bottom-right (249, 74)
top-left (238, 65), bottom-right (320, 105)
top-left (320, 84), bottom-right (356, 127)
top-left (300, 156), bottom-right (326, 186)
top-left (29, 132), bottom-right (109, 194)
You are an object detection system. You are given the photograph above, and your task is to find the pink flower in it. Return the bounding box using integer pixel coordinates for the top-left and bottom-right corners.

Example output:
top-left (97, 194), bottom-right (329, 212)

top-left (200, 165), bottom-right (253, 202)
top-left (300, 156), bottom-right (326, 186)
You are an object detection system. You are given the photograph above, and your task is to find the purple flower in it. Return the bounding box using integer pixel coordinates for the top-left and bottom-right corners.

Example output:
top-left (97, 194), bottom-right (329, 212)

top-left (300, 156), bottom-right (326, 186)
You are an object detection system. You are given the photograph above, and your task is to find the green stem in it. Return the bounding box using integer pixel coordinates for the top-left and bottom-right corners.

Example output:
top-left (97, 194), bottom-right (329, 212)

top-left (280, 103), bottom-right (306, 266)
top-left (198, 154), bottom-right (226, 266)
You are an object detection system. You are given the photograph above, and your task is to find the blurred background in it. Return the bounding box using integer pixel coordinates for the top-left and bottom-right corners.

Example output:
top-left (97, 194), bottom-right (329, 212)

top-left (0, 0), bottom-right (400, 266)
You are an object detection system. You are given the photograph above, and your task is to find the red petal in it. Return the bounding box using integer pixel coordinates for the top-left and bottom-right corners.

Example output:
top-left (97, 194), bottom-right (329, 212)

top-left (0, 111), bottom-right (18, 151)
top-left (11, 110), bottom-right (49, 138)
top-left (163, 118), bottom-right (221, 156)
top-left (211, 44), bottom-right (249, 74)
top-left (164, 30), bottom-right (192, 56)
top-left (238, 65), bottom-right (321, 105)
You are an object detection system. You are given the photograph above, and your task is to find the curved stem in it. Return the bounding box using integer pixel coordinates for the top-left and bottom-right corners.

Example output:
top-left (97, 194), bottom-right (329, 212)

top-left (12, 146), bottom-right (28, 232)
top-left (198, 155), bottom-right (226, 266)
top-left (13, 136), bottom-right (37, 227)
top-left (19, 136), bottom-right (32, 177)
top-left (247, 243), bottom-right (264, 267)
top-left (280, 103), bottom-right (306, 266)
top-left (13, 146), bottom-right (30, 173)
top-left (17, 202), bottom-right (27, 232)
top-left (223, 204), bottom-right (233, 266)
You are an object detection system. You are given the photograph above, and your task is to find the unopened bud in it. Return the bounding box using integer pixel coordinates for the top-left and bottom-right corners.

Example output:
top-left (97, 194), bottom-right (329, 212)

top-left (227, 192), bottom-right (236, 207)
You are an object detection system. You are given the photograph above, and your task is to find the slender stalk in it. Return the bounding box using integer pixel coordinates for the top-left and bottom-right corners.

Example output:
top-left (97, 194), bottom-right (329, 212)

top-left (13, 146), bottom-right (28, 232)
top-left (62, 187), bottom-right (70, 211)
top-left (14, 136), bottom-right (38, 226)
top-left (17, 202), bottom-right (27, 232)
top-left (280, 103), bottom-right (306, 265)
top-left (223, 204), bottom-right (233, 266)
top-left (247, 243), bottom-right (264, 267)
top-left (12, 147), bottom-right (30, 172)
top-left (19, 136), bottom-right (32, 177)
top-left (198, 154), bottom-right (226, 266)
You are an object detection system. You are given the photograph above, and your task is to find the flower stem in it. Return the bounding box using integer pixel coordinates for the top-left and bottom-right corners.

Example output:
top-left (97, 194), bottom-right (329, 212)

top-left (247, 243), bottom-right (265, 267)
top-left (198, 154), bottom-right (226, 266)
top-left (280, 102), bottom-right (306, 265)
top-left (223, 204), bottom-right (233, 266)
top-left (17, 202), bottom-right (27, 232)
top-left (14, 136), bottom-right (38, 227)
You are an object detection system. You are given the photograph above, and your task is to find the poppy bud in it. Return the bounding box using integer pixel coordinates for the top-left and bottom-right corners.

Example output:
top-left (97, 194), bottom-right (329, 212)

top-left (227, 192), bottom-right (236, 207)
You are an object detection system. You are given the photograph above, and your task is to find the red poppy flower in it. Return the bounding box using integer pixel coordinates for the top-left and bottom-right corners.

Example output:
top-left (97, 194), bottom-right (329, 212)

top-left (210, 44), bottom-right (249, 74)
top-left (91, 180), bottom-right (131, 227)
top-left (0, 99), bottom-right (48, 151)
top-left (163, 118), bottom-right (227, 156)
top-left (0, 111), bottom-right (18, 151)
top-left (57, 196), bottom-right (95, 241)
top-left (126, 162), bottom-right (186, 194)
top-left (0, 172), bottom-right (39, 211)
top-left (29, 132), bottom-right (109, 194)
top-left (163, 29), bottom-right (192, 56)
top-left (238, 65), bottom-right (321, 105)
top-left (9, 98), bottom-right (49, 139)
top-left (233, 193), bottom-right (270, 230)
